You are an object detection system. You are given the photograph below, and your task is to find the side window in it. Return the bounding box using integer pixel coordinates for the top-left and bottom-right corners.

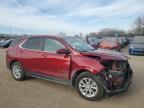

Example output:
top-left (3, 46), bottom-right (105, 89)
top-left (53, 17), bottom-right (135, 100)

top-left (22, 38), bottom-right (43, 50)
top-left (44, 38), bottom-right (65, 52)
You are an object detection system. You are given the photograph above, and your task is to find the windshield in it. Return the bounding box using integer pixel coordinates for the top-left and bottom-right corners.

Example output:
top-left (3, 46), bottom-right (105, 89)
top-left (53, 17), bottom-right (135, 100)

top-left (64, 38), bottom-right (95, 52)
top-left (133, 36), bottom-right (144, 44)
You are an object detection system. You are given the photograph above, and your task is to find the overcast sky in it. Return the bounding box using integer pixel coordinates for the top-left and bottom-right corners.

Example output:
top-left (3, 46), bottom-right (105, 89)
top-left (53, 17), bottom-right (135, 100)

top-left (0, 0), bottom-right (144, 35)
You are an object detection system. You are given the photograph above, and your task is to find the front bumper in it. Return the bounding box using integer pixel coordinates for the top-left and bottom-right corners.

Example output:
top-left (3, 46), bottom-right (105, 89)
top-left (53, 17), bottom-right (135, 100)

top-left (106, 77), bottom-right (132, 94)
top-left (96, 70), bottom-right (132, 95)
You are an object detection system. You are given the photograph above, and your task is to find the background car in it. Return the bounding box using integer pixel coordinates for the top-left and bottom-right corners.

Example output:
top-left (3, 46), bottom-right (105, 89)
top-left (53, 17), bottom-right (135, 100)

top-left (129, 36), bottom-right (144, 55)
top-left (121, 37), bottom-right (129, 46)
top-left (0, 39), bottom-right (13, 48)
top-left (86, 36), bottom-right (102, 49)
top-left (0, 39), bottom-right (6, 48)
top-left (118, 37), bottom-right (124, 48)
top-left (99, 37), bottom-right (121, 51)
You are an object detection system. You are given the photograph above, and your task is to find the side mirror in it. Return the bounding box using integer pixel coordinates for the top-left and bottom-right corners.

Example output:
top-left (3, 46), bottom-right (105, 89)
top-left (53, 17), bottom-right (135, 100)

top-left (56, 48), bottom-right (70, 54)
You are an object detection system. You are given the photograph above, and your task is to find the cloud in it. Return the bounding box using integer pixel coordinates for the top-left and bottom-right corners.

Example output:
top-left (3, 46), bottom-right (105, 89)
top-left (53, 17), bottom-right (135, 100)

top-left (68, 0), bottom-right (144, 17)
top-left (0, 0), bottom-right (144, 35)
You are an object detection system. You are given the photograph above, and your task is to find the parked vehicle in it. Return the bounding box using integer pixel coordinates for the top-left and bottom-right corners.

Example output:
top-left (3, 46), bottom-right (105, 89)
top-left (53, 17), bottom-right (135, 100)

top-left (86, 36), bottom-right (102, 49)
top-left (129, 36), bottom-right (144, 55)
top-left (6, 36), bottom-right (133, 101)
top-left (0, 39), bottom-right (6, 48)
top-left (99, 37), bottom-right (121, 51)
top-left (121, 37), bottom-right (129, 46)
top-left (0, 39), bottom-right (13, 48)
top-left (127, 37), bottom-right (133, 44)
top-left (3, 39), bottom-right (13, 48)
top-left (117, 37), bottom-right (124, 48)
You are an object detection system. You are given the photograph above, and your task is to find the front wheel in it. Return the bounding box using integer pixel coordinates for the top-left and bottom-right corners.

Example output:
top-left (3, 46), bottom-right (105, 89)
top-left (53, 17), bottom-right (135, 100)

top-left (75, 72), bottom-right (104, 101)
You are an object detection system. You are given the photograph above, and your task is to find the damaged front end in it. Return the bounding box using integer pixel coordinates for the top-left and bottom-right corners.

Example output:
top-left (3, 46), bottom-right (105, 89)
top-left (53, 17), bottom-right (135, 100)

top-left (99, 60), bottom-right (133, 94)
top-left (81, 49), bottom-right (133, 94)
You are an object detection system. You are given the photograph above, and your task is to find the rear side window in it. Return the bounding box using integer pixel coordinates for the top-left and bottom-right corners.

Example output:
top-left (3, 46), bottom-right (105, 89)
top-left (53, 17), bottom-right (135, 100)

top-left (22, 38), bottom-right (43, 50)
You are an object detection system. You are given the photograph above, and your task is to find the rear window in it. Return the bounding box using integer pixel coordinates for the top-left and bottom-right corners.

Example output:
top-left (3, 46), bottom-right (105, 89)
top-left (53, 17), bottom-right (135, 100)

top-left (22, 37), bottom-right (43, 50)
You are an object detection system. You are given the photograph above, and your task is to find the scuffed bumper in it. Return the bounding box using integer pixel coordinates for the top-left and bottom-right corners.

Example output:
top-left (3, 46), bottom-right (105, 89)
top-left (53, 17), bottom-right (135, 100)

top-left (96, 71), bottom-right (132, 95)
top-left (106, 77), bottom-right (132, 94)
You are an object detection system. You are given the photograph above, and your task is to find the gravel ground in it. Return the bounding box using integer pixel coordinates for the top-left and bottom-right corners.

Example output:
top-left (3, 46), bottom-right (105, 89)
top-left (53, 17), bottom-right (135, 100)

top-left (0, 48), bottom-right (144, 108)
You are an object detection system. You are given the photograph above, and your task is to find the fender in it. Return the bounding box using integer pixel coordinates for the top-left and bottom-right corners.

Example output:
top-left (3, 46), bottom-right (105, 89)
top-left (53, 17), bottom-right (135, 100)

top-left (70, 55), bottom-right (105, 79)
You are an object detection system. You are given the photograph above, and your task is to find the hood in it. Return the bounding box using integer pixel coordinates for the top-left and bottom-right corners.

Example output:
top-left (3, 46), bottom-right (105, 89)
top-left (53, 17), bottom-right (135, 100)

top-left (130, 43), bottom-right (144, 48)
top-left (81, 49), bottom-right (128, 61)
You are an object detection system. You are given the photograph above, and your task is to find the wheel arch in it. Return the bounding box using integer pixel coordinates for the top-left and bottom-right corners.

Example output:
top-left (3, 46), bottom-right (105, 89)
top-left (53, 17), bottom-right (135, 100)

top-left (71, 69), bottom-right (108, 91)
top-left (9, 60), bottom-right (19, 69)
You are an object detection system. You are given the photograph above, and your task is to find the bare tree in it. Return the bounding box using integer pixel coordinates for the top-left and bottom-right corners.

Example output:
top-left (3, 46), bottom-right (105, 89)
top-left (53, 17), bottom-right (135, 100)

top-left (97, 28), bottom-right (126, 37)
top-left (133, 16), bottom-right (144, 35)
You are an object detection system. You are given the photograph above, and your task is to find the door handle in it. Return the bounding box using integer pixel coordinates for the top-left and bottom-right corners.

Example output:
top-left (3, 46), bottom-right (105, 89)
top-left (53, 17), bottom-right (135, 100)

top-left (42, 54), bottom-right (48, 57)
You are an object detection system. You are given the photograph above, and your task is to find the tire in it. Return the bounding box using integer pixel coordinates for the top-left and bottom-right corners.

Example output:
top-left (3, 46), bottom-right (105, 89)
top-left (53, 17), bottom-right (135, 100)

top-left (75, 72), bottom-right (104, 101)
top-left (11, 62), bottom-right (25, 81)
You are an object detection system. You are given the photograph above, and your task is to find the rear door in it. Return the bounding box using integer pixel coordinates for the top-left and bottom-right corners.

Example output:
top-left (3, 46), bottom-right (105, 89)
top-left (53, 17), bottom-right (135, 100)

top-left (18, 37), bottom-right (44, 73)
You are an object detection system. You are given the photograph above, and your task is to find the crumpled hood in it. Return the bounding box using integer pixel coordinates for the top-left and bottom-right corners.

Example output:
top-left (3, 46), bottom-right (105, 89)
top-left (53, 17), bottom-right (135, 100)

top-left (130, 44), bottom-right (144, 48)
top-left (81, 49), bottom-right (128, 61)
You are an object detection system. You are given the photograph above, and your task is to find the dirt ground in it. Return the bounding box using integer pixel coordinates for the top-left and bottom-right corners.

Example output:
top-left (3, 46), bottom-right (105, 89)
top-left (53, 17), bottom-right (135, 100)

top-left (0, 48), bottom-right (144, 108)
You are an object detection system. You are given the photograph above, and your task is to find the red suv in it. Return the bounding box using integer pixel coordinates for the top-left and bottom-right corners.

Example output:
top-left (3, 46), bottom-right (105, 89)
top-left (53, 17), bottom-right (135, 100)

top-left (6, 35), bottom-right (132, 101)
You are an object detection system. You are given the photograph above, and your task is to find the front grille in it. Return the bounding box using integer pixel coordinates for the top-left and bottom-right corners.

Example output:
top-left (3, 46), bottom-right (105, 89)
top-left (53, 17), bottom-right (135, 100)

top-left (101, 60), bottom-right (128, 72)
top-left (101, 60), bottom-right (132, 90)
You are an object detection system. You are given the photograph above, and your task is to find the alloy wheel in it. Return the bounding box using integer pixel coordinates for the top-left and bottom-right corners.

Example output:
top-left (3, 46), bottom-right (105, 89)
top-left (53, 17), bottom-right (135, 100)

top-left (12, 65), bottom-right (22, 79)
top-left (79, 78), bottom-right (98, 98)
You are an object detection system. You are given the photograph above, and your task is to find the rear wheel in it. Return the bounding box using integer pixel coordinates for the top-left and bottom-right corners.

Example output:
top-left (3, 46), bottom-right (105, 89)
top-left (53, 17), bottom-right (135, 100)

top-left (75, 72), bottom-right (104, 101)
top-left (11, 62), bottom-right (25, 81)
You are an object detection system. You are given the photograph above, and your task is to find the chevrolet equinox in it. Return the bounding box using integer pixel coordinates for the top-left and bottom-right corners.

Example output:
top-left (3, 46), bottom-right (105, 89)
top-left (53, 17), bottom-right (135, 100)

top-left (6, 35), bottom-right (133, 101)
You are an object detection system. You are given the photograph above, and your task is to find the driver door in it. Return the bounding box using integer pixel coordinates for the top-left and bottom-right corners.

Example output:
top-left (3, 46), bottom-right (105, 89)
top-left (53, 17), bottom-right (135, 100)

top-left (40, 38), bottom-right (70, 80)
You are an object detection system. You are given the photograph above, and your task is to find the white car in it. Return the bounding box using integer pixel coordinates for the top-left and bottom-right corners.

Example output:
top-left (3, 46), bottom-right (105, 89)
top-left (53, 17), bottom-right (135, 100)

top-left (0, 39), bottom-right (6, 47)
